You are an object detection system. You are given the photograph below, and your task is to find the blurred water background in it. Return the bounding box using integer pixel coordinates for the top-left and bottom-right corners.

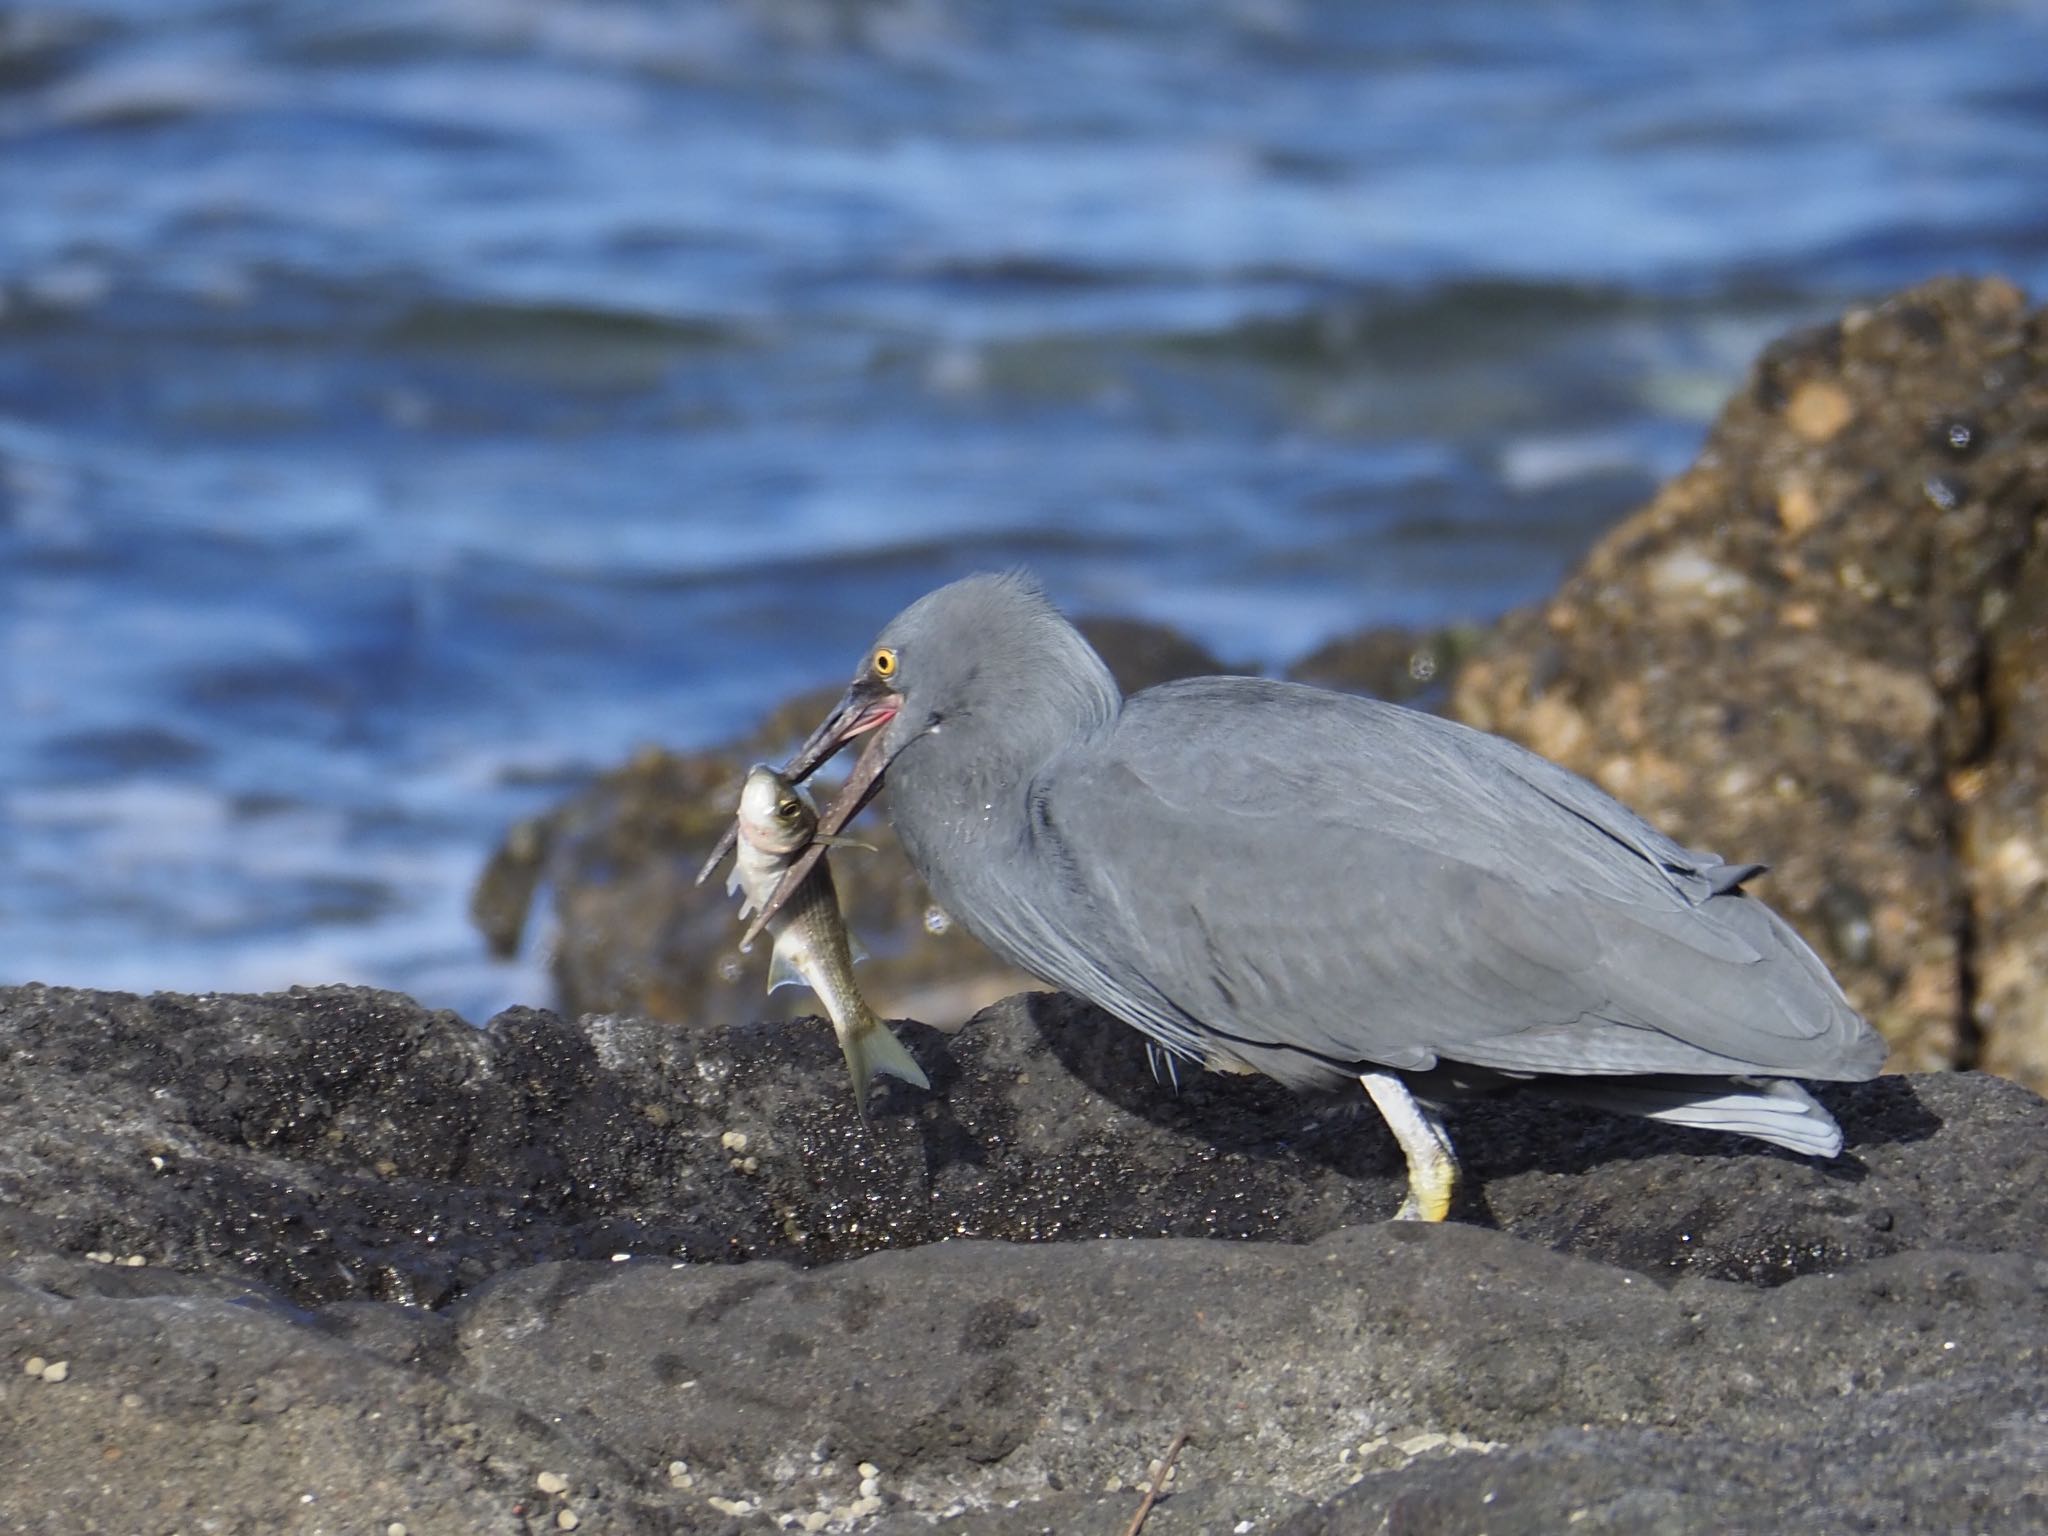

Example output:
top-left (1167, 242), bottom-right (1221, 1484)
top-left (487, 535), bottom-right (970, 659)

top-left (4, 0), bottom-right (2047, 1019)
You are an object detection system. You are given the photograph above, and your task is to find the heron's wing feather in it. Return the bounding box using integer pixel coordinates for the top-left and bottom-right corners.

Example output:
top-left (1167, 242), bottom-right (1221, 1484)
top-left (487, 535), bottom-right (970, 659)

top-left (1016, 680), bottom-right (1876, 1087)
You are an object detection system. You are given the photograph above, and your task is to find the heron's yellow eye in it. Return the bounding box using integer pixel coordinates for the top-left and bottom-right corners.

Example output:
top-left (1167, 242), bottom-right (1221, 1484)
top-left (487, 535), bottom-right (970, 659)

top-left (871, 647), bottom-right (898, 679)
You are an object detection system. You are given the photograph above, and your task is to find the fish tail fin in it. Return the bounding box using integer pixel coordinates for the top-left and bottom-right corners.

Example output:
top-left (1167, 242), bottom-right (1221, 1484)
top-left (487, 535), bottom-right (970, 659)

top-left (838, 1008), bottom-right (931, 1125)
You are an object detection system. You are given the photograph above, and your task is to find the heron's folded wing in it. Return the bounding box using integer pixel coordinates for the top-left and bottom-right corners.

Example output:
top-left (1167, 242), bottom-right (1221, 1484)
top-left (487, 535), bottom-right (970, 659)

top-left (1018, 683), bottom-right (1876, 1085)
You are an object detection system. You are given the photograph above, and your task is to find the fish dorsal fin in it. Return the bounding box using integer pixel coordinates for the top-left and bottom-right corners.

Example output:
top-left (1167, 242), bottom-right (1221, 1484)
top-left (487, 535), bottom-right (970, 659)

top-left (766, 947), bottom-right (807, 995)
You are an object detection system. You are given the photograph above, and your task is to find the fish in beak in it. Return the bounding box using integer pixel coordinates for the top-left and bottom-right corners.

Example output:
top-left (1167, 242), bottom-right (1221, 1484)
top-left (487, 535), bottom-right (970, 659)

top-left (697, 679), bottom-right (903, 946)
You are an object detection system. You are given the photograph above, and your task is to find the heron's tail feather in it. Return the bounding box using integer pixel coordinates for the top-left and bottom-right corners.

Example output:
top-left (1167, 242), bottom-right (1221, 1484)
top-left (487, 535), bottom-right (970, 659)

top-left (1533, 1075), bottom-right (1846, 1159)
top-left (837, 1011), bottom-right (931, 1126)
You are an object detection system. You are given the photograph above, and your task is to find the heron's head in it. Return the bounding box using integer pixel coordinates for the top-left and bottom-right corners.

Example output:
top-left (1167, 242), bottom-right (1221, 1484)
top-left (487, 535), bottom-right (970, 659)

top-left (787, 571), bottom-right (1119, 812)
top-left (723, 573), bottom-right (1117, 937)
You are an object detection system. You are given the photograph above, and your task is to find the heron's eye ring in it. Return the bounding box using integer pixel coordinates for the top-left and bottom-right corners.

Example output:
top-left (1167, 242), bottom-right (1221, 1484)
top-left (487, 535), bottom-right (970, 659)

top-left (872, 647), bottom-right (897, 679)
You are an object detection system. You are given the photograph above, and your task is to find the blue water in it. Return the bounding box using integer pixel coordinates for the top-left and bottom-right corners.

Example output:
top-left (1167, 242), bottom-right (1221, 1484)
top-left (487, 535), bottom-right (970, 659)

top-left (5, 0), bottom-right (2047, 1018)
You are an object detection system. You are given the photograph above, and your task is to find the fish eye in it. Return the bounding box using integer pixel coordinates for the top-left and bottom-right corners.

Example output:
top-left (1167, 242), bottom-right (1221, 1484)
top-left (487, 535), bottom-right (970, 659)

top-left (777, 799), bottom-right (801, 820)
top-left (871, 647), bottom-right (897, 679)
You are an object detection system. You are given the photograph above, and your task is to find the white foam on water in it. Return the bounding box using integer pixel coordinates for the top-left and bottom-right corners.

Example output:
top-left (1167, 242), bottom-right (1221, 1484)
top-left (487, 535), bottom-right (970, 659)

top-left (1496, 430), bottom-right (1652, 493)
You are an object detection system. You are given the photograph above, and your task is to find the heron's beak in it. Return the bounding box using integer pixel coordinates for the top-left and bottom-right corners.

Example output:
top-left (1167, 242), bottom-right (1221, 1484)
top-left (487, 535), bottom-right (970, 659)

top-left (734, 683), bottom-right (901, 946)
top-left (783, 679), bottom-right (904, 793)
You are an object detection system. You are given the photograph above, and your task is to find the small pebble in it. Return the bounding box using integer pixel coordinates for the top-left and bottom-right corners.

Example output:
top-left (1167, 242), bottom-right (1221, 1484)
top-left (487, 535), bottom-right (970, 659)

top-left (388, 1524), bottom-right (409, 1536)
top-left (120, 1393), bottom-right (142, 1409)
top-left (556, 1511), bottom-right (579, 1531)
top-left (536, 1471), bottom-right (569, 1495)
top-left (121, 1255), bottom-right (146, 1267)
top-left (1785, 379), bottom-right (1853, 442)
top-left (859, 1475), bottom-right (880, 1498)
top-left (800, 1514), bottom-right (830, 1534)
top-left (86, 1251), bottom-right (113, 1265)
top-left (23, 1356), bottom-right (46, 1377)
top-left (857, 1462), bottom-right (880, 1479)
top-left (708, 1496), bottom-right (755, 1516)
top-left (721, 1130), bottom-right (749, 1152)
top-left (41, 1361), bottom-right (70, 1383)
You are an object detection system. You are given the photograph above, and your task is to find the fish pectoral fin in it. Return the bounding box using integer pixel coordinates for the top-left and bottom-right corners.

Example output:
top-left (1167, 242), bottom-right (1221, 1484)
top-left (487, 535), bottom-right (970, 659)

top-left (847, 930), bottom-right (869, 967)
top-left (766, 948), bottom-right (807, 994)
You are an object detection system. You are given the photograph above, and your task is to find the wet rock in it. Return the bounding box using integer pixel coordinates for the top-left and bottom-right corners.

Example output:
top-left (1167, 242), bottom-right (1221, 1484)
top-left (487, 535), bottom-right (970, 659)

top-left (472, 615), bottom-right (1226, 1029)
top-left (1451, 276), bottom-right (2048, 1081)
top-left (5, 983), bottom-right (2048, 1534)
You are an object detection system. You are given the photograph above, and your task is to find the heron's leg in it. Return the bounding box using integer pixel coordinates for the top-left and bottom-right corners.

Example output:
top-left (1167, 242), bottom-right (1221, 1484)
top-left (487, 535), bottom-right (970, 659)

top-left (1359, 1071), bottom-right (1460, 1223)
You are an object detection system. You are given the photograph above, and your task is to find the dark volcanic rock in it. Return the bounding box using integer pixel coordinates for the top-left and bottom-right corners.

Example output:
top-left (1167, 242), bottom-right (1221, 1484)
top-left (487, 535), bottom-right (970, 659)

top-left (1272, 1366), bottom-right (2048, 1536)
top-left (6, 983), bottom-right (2048, 1533)
top-left (472, 614), bottom-right (1227, 1031)
top-left (1452, 276), bottom-right (2048, 1082)
top-left (0, 984), bottom-right (1381, 1308)
top-left (6, 982), bottom-right (2038, 1309)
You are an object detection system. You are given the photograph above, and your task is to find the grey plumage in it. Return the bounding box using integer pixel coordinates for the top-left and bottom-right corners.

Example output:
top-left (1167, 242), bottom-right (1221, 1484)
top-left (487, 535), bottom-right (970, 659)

top-left (762, 572), bottom-right (1886, 1216)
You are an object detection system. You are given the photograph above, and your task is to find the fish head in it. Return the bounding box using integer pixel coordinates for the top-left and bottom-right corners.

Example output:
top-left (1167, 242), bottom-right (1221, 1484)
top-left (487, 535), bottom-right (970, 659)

top-left (736, 765), bottom-right (816, 859)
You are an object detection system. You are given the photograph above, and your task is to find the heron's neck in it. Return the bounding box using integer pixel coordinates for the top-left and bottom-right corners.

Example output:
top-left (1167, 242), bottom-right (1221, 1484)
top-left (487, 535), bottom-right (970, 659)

top-left (885, 651), bottom-right (1118, 909)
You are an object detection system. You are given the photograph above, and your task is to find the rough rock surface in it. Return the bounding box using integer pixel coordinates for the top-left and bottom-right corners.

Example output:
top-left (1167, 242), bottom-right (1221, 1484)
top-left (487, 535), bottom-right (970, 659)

top-left (472, 615), bottom-right (1227, 1030)
top-left (7, 983), bottom-right (2048, 1533)
top-left (1453, 276), bottom-right (2048, 1082)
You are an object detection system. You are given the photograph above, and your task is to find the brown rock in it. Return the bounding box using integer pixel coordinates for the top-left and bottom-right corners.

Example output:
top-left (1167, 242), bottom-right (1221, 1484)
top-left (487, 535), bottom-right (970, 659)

top-left (1964, 535), bottom-right (2048, 1085)
top-left (1452, 276), bottom-right (2048, 1082)
top-left (1775, 474), bottom-right (1825, 536)
top-left (1785, 378), bottom-right (1855, 442)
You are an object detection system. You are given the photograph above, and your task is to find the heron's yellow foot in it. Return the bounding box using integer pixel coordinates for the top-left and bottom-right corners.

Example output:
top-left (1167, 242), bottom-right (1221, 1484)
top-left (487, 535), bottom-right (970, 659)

top-left (1360, 1070), bottom-right (1461, 1223)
